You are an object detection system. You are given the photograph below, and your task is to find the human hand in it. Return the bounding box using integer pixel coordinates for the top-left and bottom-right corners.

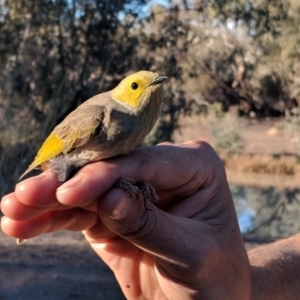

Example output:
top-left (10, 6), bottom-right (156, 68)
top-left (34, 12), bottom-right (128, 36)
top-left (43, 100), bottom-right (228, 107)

top-left (1, 141), bottom-right (250, 299)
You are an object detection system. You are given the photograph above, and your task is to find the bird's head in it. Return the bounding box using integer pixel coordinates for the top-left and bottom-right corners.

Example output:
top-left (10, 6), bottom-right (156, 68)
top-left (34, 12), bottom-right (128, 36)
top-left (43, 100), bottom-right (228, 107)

top-left (111, 71), bottom-right (167, 111)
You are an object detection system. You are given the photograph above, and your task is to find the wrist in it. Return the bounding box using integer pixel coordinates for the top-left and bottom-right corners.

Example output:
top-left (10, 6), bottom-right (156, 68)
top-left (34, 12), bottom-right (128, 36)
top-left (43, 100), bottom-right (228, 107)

top-left (249, 234), bottom-right (300, 300)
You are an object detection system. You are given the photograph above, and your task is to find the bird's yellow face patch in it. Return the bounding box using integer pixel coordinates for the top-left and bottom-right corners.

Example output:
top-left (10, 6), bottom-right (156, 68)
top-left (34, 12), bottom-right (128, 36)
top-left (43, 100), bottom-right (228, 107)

top-left (111, 71), bottom-right (158, 109)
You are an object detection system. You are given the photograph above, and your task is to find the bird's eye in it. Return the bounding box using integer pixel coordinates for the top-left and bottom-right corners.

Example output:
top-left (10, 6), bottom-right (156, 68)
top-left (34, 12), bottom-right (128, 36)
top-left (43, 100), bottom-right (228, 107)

top-left (131, 82), bottom-right (139, 90)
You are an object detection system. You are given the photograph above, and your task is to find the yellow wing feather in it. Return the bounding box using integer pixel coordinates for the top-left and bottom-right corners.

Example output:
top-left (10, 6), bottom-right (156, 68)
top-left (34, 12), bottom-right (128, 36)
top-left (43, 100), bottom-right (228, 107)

top-left (19, 133), bottom-right (65, 179)
top-left (31, 132), bottom-right (65, 167)
top-left (20, 105), bottom-right (106, 180)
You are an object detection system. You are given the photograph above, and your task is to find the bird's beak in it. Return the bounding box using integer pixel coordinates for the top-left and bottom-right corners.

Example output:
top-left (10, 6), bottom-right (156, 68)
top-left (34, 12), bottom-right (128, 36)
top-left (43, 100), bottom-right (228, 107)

top-left (149, 75), bottom-right (168, 86)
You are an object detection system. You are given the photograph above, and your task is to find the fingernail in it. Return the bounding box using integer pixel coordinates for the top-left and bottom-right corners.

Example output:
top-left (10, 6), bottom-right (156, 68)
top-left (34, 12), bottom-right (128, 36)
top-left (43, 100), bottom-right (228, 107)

top-left (17, 177), bottom-right (33, 186)
top-left (16, 175), bottom-right (41, 188)
top-left (57, 173), bottom-right (83, 192)
top-left (109, 189), bottom-right (131, 220)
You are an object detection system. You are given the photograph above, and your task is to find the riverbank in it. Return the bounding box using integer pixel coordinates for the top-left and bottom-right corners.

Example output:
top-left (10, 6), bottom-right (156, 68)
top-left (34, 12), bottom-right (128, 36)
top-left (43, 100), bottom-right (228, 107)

top-left (173, 115), bottom-right (300, 176)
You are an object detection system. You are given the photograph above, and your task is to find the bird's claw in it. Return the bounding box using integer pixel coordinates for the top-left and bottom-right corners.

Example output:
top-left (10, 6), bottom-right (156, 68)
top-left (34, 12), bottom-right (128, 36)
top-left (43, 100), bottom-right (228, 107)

top-left (114, 178), bottom-right (159, 210)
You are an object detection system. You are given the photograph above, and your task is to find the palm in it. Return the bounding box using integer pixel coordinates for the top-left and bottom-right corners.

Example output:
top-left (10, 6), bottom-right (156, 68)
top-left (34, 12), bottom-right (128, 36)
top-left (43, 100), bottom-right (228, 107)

top-left (89, 233), bottom-right (185, 299)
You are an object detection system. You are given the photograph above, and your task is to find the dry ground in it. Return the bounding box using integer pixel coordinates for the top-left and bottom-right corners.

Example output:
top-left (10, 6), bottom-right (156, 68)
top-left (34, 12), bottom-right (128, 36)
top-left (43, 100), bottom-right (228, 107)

top-left (0, 230), bottom-right (124, 300)
top-left (0, 227), bottom-right (268, 300)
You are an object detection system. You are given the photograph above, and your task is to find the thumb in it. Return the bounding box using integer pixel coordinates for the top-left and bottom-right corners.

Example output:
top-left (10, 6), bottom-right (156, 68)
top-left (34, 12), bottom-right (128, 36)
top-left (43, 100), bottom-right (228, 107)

top-left (97, 188), bottom-right (212, 283)
top-left (98, 188), bottom-right (159, 241)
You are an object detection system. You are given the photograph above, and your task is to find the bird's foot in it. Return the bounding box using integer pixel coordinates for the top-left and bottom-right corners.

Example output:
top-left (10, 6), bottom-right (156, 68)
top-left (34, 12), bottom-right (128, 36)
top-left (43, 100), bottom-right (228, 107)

top-left (137, 181), bottom-right (159, 208)
top-left (114, 178), bottom-right (159, 210)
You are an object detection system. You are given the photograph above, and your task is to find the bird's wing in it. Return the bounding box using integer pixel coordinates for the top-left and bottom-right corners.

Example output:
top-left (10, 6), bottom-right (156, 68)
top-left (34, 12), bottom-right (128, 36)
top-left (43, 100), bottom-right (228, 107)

top-left (54, 105), bottom-right (107, 152)
top-left (20, 105), bottom-right (107, 179)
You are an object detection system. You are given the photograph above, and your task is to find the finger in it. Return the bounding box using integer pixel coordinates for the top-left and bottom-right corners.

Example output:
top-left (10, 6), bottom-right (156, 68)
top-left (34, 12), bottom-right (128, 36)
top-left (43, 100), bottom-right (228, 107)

top-left (15, 171), bottom-right (60, 207)
top-left (56, 140), bottom-right (214, 207)
top-left (166, 176), bottom-right (232, 218)
top-left (83, 221), bottom-right (117, 243)
top-left (1, 192), bottom-right (59, 221)
top-left (1, 191), bottom-right (97, 222)
top-left (1, 209), bottom-right (98, 240)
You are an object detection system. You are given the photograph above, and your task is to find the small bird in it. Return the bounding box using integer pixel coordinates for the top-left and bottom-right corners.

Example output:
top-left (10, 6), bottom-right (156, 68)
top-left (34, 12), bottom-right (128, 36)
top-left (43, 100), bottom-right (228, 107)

top-left (18, 70), bottom-right (167, 245)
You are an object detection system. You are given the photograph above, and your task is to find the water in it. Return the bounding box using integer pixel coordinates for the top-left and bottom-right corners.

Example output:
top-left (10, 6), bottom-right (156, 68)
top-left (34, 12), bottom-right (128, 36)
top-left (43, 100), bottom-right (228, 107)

top-left (227, 171), bottom-right (300, 238)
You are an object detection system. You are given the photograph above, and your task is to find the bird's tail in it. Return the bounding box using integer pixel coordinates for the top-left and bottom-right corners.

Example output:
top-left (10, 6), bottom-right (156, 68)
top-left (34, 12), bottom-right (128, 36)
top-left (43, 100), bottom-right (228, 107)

top-left (19, 165), bottom-right (37, 180)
